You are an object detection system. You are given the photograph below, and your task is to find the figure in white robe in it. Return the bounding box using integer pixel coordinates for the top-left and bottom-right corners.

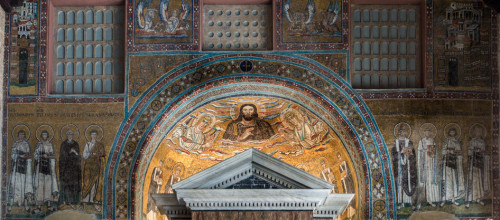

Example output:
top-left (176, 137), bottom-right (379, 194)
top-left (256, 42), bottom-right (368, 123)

top-left (147, 161), bottom-right (163, 220)
top-left (440, 128), bottom-right (464, 207)
top-left (33, 131), bottom-right (58, 212)
top-left (465, 127), bottom-right (487, 207)
top-left (171, 116), bottom-right (213, 154)
top-left (319, 159), bottom-right (338, 193)
top-left (417, 129), bottom-right (440, 207)
top-left (8, 130), bottom-right (33, 211)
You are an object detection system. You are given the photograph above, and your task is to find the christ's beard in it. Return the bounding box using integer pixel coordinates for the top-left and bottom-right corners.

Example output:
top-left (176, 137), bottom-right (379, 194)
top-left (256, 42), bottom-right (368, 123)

top-left (243, 115), bottom-right (255, 121)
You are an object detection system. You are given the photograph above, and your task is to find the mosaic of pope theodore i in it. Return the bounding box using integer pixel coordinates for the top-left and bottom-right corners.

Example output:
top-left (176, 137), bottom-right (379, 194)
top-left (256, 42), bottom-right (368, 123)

top-left (1, 0), bottom-right (499, 219)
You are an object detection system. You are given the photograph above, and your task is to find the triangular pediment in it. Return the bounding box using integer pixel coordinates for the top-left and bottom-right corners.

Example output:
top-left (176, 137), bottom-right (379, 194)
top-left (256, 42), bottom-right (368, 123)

top-left (153, 149), bottom-right (354, 219)
top-left (172, 148), bottom-right (334, 190)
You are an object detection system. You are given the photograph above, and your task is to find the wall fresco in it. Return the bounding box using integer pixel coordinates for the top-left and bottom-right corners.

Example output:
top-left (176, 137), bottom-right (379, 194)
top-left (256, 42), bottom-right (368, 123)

top-left (8, 0), bottom-right (38, 95)
top-left (143, 96), bottom-right (358, 220)
top-left (5, 103), bottom-right (123, 219)
top-left (433, 1), bottom-right (493, 91)
top-left (366, 99), bottom-right (493, 218)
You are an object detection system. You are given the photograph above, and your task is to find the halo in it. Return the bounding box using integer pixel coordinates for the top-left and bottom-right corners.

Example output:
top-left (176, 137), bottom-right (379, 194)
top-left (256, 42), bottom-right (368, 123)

top-left (418, 122), bottom-right (437, 139)
top-left (192, 113), bottom-right (216, 134)
top-left (318, 156), bottom-right (329, 166)
top-left (60, 123), bottom-right (80, 141)
top-left (12, 124), bottom-right (30, 141)
top-left (296, 164), bottom-right (309, 172)
top-left (85, 124), bottom-right (104, 142)
top-left (280, 108), bottom-right (302, 129)
top-left (35, 124), bottom-right (55, 142)
top-left (443, 122), bottom-right (461, 139)
top-left (230, 104), bottom-right (238, 120)
top-left (172, 162), bottom-right (185, 176)
top-left (393, 122), bottom-right (412, 139)
top-left (468, 122), bottom-right (487, 139)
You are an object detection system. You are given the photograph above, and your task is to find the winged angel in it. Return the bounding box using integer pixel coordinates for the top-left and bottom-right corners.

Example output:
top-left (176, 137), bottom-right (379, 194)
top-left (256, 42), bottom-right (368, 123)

top-left (284, 0), bottom-right (340, 35)
top-left (137, 0), bottom-right (190, 35)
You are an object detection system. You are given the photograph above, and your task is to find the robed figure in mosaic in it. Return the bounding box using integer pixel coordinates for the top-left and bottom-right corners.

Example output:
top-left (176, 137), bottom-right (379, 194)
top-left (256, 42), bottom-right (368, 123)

top-left (283, 111), bottom-right (319, 155)
top-left (465, 127), bottom-right (488, 208)
top-left (8, 130), bottom-right (33, 211)
top-left (222, 104), bottom-right (275, 141)
top-left (33, 130), bottom-right (58, 212)
top-left (440, 128), bottom-right (464, 207)
top-left (337, 153), bottom-right (354, 194)
top-left (164, 165), bottom-right (182, 194)
top-left (59, 130), bottom-right (82, 209)
top-left (319, 158), bottom-right (338, 193)
top-left (147, 160), bottom-right (163, 220)
top-left (172, 115), bottom-right (214, 153)
top-left (82, 130), bottom-right (105, 211)
top-left (391, 127), bottom-right (417, 209)
top-left (417, 128), bottom-right (440, 207)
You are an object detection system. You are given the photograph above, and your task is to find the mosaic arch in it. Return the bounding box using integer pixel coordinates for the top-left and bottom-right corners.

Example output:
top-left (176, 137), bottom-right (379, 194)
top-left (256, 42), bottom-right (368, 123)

top-left (105, 54), bottom-right (395, 219)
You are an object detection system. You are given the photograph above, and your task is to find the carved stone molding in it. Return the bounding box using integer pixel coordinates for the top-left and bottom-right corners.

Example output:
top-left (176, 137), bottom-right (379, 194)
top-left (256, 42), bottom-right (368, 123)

top-left (153, 149), bottom-right (354, 219)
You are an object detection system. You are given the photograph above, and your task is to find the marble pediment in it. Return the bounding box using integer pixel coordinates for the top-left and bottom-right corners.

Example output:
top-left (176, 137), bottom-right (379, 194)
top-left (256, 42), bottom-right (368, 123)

top-left (152, 148), bottom-right (354, 219)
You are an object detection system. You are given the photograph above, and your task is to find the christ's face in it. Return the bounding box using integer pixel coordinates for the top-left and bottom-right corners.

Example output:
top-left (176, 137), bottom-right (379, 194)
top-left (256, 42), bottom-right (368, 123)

top-left (242, 106), bottom-right (255, 121)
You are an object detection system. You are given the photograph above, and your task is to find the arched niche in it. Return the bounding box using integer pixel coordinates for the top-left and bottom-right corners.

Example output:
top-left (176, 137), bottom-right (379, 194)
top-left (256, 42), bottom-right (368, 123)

top-left (105, 56), bottom-right (395, 220)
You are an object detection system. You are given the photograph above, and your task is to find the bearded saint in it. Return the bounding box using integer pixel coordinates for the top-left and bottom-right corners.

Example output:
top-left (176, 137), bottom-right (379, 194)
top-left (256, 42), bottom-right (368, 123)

top-left (222, 104), bottom-right (275, 141)
top-left (440, 128), bottom-right (465, 207)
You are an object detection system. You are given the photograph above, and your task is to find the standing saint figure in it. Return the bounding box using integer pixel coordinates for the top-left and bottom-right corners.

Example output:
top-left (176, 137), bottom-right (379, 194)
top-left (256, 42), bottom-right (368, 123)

top-left (164, 165), bottom-right (182, 194)
top-left (337, 153), bottom-right (355, 219)
top-left (8, 130), bottom-right (33, 212)
top-left (82, 130), bottom-right (105, 211)
top-left (417, 128), bottom-right (440, 207)
top-left (222, 104), bottom-right (275, 141)
top-left (59, 130), bottom-right (82, 209)
top-left (163, 165), bottom-right (183, 220)
top-left (440, 128), bottom-right (465, 207)
top-left (147, 160), bottom-right (164, 220)
top-left (337, 153), bottom-right (354, 193)
top-left (391, 126), bottom-right (417, 210)
top-left (33, 130), bottom-right (58, 212)
top-left (465, 127), bottom-right (487, 208)
top-left (319, 158), bottom-right (338, 193)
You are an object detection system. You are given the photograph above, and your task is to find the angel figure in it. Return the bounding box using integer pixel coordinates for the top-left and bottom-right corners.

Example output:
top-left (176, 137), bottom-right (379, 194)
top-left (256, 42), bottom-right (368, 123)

top-left (159, 0), bottom-right (190, 34)
top-left (284, 0), bottom-right (315, 33)
top-left (169, 115), bottom-right (217, 154)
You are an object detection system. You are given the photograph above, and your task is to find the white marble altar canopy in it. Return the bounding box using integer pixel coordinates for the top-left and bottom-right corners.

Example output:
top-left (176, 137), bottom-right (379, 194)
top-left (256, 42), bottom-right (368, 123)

top-left (152, 148), bottom-right (354, 219)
